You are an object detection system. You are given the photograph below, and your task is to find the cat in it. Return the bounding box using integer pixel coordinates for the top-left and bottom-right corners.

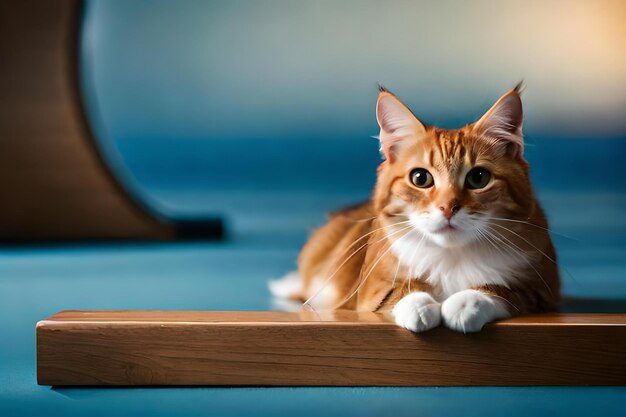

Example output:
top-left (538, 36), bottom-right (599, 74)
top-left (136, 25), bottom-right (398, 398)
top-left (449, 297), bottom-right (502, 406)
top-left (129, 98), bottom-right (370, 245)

top-left (269, 84), bottom-right (560, 333)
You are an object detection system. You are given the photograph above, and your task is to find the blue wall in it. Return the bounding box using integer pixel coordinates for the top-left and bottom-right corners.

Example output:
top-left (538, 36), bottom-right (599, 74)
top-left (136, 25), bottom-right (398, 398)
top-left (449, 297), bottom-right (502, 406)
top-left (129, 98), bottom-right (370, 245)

top-left (81, 0), bottom-right (626, 220)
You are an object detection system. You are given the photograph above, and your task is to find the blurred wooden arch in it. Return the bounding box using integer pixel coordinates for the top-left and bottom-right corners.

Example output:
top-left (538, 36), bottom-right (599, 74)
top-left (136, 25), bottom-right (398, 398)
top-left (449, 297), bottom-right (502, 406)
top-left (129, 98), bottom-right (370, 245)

top-left (0, 0), bottom-right (223, 241)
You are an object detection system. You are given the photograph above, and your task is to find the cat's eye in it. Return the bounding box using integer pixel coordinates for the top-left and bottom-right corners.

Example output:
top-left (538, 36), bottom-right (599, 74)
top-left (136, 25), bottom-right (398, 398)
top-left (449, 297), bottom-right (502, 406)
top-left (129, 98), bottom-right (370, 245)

top-left (465, 167), bottom-right (491, 189)
top-left (409, 168), bottom-right (434, 188)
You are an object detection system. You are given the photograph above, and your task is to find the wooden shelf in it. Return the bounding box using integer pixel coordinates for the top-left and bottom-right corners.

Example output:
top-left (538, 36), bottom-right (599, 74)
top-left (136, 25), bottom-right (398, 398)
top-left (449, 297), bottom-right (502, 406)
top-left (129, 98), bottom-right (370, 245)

top-left (37, 310), bottom-right (626, 386)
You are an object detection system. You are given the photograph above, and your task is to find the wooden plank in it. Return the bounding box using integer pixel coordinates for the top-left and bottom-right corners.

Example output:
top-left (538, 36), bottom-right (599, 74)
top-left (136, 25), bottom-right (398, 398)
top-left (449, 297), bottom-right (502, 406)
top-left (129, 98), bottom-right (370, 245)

top-left (37, 310), bottom-right (626, 386)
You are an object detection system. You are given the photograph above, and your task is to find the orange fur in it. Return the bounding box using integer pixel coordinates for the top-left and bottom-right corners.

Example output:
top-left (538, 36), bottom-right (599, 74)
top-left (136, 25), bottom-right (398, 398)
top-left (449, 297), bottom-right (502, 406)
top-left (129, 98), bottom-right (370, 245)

top-left (290, 86), bottom-right (560, 331)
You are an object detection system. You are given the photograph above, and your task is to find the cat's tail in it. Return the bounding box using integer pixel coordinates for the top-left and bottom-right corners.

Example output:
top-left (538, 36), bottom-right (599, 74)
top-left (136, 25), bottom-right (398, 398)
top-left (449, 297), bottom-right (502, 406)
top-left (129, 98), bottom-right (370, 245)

top-left (268, 271), bottom-right (304, 302)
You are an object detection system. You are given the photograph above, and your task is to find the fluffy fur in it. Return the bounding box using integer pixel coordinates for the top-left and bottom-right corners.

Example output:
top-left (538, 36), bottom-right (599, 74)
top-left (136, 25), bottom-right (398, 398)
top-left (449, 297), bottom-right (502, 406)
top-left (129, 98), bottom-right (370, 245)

top-left (269, 84), bottom-right (560, 333)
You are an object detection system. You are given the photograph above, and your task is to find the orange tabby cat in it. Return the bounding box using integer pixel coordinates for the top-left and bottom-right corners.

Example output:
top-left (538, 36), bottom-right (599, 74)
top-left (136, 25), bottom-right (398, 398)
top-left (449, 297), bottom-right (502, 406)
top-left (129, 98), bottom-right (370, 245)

top-left (270, 84), bottom-right (560, 333)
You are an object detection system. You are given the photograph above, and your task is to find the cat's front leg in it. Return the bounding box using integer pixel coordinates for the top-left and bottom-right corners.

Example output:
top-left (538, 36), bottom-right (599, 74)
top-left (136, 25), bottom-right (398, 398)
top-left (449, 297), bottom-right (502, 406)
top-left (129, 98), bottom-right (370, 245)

top-left (392, 292), bottom-right (442, 333)
top-left (441, 289), bottom-right (510, 333)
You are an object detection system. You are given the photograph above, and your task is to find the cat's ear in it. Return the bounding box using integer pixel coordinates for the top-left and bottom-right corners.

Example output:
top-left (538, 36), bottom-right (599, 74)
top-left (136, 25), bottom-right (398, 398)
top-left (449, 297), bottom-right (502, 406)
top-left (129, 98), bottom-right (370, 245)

top-left (472, 84), bottom-right (525, 158)
top-left (376, 88), bottom-right (426, 162)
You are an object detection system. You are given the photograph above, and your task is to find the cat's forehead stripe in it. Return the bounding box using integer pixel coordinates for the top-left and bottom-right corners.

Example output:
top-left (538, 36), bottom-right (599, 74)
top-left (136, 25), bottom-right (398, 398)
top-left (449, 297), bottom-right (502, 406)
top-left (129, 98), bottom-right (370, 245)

top-left (410, 130), bottom-right (480, 171)
top-left (429, 130), bottom-right (464, 167)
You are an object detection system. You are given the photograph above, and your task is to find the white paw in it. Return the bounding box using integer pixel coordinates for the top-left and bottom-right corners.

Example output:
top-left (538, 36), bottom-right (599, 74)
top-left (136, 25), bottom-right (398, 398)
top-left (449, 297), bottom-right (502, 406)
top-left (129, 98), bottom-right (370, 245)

top-left (441, 289), bottom-right (509, 333)
top-left (392, 292), bottom-right (441, 333)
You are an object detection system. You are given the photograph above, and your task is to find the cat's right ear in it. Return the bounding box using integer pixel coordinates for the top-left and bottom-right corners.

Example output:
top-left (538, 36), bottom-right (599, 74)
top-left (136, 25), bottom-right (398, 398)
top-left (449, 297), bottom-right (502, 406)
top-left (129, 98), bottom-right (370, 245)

top-left (376, 88), bottom-right (426, 162)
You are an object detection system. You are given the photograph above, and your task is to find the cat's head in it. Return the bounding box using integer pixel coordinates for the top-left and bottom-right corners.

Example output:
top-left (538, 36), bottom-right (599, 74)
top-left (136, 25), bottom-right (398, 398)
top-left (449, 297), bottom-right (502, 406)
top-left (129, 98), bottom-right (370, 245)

top-left (373, 85), bottom-right (534, 248)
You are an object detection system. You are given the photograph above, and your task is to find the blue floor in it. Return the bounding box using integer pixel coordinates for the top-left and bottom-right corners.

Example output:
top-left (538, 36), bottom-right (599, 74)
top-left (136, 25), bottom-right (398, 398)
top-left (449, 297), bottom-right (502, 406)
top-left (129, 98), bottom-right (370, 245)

top-left (2, 187), bottom-right (626, 416)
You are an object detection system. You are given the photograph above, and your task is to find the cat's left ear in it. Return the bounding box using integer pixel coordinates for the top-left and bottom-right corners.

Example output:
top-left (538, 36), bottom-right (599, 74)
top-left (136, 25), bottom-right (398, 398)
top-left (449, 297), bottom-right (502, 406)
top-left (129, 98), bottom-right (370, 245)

top-left (472, 84), bottom-right (524, 158)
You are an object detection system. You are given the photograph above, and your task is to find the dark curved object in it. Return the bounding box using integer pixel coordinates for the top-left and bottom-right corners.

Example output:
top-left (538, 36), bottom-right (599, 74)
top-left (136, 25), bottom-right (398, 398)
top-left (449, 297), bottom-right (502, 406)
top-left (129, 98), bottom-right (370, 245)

top-left (0, 0), bottom-right (223, 241)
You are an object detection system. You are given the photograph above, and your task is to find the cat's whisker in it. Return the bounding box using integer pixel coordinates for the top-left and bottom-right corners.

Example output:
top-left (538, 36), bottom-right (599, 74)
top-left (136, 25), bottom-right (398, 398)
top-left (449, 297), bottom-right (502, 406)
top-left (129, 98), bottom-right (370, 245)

top-left (303, 224), bottom-right (410, 308)
top-left (353, 225), bottom-right (415, 296)
top-left (482, 226), bottom-right (533, 265)
top-left (489, 222), bottom-right (558, 265)
top-left (331, 219), bottom-right (412, 262)
top-left (466, 230), bottom-right (522, 313)
top-left (477, 227), bottom-right (523, 262)
top-left (475, 228), bottom-right (527, 276)
top-left (486, 292), bottom-right (521, 313)
top-left (480, 228), bottom-right (534, 282)
top-left (483, 226), bottom-right (553, 297)
top-left (473, 229), bottom-right (492, 253)
top-left (333, 225), bottom-right (415, 309)
top-left (302, 222), bottom-right (412, 308)
top-left (358, 229), bottom-right (416, 306)
top-left (482, 228), bottom-right (534, 274)
top-left (490, 217), bottom-right (580, 242)
top-left (305, 219), bottom-right (412, 300)
top-left (489, 222), bottom-right (581, 287)
top-left (300, 298), bottom-right (322, 319)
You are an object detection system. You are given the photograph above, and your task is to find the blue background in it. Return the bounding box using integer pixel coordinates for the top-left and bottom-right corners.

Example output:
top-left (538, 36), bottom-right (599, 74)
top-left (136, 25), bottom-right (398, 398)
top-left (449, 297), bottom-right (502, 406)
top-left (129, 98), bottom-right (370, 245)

top-left (2, 0), bottom-right (626, 415)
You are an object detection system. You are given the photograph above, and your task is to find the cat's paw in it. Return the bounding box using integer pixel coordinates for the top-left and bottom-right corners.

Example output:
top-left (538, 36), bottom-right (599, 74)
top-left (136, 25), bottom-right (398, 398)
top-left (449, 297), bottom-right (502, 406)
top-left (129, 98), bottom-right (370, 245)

top-left (441, 289), bottom-right (509, 333)
top-left (392, 292), bottom-right (441, 333)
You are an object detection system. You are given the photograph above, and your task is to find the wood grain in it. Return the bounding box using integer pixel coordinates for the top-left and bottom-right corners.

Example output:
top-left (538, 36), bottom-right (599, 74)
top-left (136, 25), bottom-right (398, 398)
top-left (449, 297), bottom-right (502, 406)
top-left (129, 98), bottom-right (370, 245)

top-left (37, 310), bottom-right (626, 386)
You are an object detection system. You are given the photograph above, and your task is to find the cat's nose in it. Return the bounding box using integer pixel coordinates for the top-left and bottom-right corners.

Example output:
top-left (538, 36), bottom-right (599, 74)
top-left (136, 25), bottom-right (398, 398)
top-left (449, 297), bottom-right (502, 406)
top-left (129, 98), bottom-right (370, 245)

top-left (439, 203), bottom-right (460, 220)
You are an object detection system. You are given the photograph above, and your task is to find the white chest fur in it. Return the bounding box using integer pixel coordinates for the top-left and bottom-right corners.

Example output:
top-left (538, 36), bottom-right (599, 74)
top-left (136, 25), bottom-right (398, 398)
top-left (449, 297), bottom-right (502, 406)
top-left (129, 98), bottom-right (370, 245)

top-left (391, 231), bottom-right (531, 300)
